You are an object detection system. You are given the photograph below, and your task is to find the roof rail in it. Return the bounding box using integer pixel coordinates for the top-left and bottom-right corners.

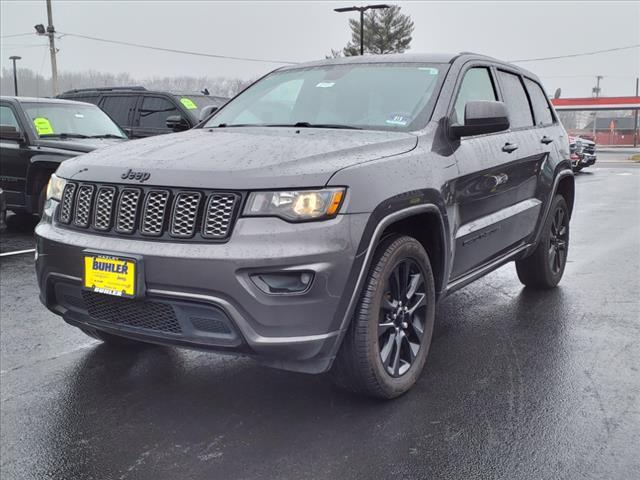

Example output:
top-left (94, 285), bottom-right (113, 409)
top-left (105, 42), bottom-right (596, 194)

top-left (61, 86), bottom-right (148, 94)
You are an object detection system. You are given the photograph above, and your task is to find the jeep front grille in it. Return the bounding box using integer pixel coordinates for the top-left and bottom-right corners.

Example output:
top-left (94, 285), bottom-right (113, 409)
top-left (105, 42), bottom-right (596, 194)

top-left (56, 182), bottom-right (240, 241)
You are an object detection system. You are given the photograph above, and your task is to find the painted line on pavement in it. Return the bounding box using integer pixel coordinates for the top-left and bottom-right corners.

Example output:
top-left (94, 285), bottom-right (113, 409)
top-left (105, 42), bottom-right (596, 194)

top-left (0, 248), bottom-right (36, 257)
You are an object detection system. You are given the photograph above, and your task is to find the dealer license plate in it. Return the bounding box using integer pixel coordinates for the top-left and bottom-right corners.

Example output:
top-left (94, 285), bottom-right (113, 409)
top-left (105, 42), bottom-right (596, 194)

top-left (84, 255), bottom-right (136, 297)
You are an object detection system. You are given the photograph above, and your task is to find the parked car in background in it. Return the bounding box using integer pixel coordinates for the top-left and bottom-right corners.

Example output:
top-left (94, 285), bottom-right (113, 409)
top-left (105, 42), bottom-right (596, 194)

top-left (36, 53), bottom-right (574, 398)
top-left (569, 135), bottom-right (597, 171)
top-left (58, 87), bottom-right (228, 138)
top-left (0, 96), bottom-right (127, 216)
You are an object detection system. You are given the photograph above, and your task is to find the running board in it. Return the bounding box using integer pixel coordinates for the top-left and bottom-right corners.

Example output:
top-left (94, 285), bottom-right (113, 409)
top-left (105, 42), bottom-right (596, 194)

top-left (445, 243), bottom-right (531, 296)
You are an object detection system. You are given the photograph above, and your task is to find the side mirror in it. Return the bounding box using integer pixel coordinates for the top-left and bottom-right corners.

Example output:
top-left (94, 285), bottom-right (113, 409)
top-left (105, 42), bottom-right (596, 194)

top-left (199, 105), bottom-right (219, 122)
top-left (449, 101), bottom-right (510, 139)
top-left (0, 125), bottom-right (24, 142)
top-left (166, 115), bottom-right (190, 132)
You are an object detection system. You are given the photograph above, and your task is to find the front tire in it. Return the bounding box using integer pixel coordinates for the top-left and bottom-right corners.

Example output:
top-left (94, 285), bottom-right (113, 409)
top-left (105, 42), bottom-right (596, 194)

top-left (331, 235), bottom-right (436, 399)
top-left (516, 194), bottom-right (570, 289)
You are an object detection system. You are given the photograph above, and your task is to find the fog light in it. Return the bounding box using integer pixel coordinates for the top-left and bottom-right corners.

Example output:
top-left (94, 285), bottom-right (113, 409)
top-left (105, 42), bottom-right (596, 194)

top-left (251, 271), bottom-right (314, 294)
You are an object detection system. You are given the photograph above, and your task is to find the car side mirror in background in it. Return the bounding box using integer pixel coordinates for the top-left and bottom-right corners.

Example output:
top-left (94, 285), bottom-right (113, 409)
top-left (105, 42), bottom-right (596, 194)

top-left (449, 100), bottom-right (510, 139)
top-left (166, 115), bottom-right (190, 132)
top-left (0, 125), bottom-right (25, 143)
top-left (199, 105), bottom-right (219, 122)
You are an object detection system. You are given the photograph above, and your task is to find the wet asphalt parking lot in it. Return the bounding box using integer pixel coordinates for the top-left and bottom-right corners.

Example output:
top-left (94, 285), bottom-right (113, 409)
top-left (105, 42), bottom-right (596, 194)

top-left (1, 161), bottom-right (639, 480)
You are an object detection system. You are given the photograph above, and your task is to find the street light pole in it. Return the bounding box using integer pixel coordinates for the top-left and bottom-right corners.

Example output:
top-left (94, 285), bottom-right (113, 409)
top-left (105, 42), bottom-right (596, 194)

top-left (9, 56), bottom-right (21, 96)
top-left (334, 4), bottom-right (390, 56)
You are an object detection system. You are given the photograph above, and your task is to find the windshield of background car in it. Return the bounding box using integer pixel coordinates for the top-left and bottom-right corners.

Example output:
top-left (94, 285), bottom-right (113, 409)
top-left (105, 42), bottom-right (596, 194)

top-left (205, 63), bottom-right (447, 131)
top-left (22, 102), bottom-right (127, 139)
top-left (173, 95), bottom-right (227, 117)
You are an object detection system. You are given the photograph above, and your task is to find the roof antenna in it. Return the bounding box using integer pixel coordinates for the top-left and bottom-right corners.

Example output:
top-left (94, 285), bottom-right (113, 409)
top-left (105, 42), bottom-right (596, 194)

top-left (201, 88), bottom-right (210, 96)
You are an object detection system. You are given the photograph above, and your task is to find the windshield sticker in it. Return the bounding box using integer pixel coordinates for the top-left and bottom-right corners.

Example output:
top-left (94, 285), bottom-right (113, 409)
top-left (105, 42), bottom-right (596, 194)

top-left (33, 117), bottom-right (54, 135)
top-left (180, 97), bottom-right (198, 110)
top-left (385, 114), bottom-right (410, 126)
top-left (74, 113), bottom-right (85, 119)
top-left (418, 67), bottom-right (439, 75)
top-left (315, 82), bottom-right (335, 88)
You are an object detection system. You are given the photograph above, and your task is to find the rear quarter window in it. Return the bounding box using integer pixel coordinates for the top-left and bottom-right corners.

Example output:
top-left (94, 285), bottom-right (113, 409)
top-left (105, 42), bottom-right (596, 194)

top-left (524, 78), bottom-right (554, 126)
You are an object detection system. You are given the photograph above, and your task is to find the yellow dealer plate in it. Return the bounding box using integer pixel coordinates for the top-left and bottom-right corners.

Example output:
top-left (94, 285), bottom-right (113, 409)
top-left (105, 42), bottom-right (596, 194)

top-left (84, 255), bottom-right (136, 297)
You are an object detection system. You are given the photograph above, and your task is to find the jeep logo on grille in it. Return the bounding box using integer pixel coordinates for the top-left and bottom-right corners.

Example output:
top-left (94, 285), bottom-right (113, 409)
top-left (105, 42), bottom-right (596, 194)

top-left (121, 169), bottom-right (151, 183)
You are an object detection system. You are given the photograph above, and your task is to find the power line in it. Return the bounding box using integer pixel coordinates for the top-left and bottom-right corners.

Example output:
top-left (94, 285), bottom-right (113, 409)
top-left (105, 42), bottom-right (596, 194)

top-left (58, 32), bottom-right (299, 65)
top-left (0, 32), bottom-right (34, 39)
top-left (510, 44), bottom-right (640, 63)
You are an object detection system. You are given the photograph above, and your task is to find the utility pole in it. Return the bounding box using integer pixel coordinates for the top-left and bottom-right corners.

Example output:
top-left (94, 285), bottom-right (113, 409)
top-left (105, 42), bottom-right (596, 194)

top-left (334, 4), bottom-right (390, 55)
top-left (591, 75), bottom-right (603, 141)
top-left (9, 56), bottom-right (21, 96)
top-left (46, 0), bottom-right (59, 96)
top-left (634, 77), bottom-right (639, 148)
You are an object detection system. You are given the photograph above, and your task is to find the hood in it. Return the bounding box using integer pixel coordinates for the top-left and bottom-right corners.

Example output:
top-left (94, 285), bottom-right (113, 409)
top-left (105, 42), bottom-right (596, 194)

top-left (38, 137), bottom-right (125, 154)
top-left (56, 127), bottom-right (417, 189)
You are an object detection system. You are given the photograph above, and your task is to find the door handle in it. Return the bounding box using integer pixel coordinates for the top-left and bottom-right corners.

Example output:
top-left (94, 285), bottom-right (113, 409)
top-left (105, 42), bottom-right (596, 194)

top-left (541, 136), bottom-right (554, 144)
top-left (502, 142), bottom-right (518, 153)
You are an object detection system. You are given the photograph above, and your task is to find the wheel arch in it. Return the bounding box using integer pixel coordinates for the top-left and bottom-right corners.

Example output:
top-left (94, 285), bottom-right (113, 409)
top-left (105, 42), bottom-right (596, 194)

top-left (378, 210), bottom-right (447, 298)
top-left (556, 174), bottom-right (575, 218)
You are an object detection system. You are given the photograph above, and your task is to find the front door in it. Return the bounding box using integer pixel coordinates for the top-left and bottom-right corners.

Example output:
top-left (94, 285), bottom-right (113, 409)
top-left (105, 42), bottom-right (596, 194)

top-left (450, 65), bottom-right (544, 279)
top-left (0, 103), bottom-right (32, 208)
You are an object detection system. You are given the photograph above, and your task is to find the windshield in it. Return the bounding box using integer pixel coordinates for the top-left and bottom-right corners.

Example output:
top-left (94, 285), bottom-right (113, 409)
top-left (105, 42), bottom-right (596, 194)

top-left (205, 63), bottom-right (446, 131)
top-left (22, 102), bottom-right (127, 139)
top-left (173, 95), bottom-right (227, 118)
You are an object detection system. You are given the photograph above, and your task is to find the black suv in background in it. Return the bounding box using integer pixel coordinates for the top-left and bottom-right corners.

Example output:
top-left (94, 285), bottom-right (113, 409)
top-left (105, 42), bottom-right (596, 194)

top-left (37, 53), bottom-right (574, 398)
top-left (58, 87), bottom-right (227, 138)
top-left (0, 96), bottom-right (127, 215)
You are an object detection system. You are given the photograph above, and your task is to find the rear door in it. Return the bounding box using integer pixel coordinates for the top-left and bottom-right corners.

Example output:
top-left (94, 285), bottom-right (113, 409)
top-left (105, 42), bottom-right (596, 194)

top-left (132, 95), bottom-right (182, 138)
top-left (99, 95), bottom-right (139, 136)
top-left (450, 64), bottom-right (544, 279)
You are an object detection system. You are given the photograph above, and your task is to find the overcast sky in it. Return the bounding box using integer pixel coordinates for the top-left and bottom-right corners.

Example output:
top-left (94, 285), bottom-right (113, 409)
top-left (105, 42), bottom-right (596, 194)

top-left (1, 0), bottom-right (639, 97)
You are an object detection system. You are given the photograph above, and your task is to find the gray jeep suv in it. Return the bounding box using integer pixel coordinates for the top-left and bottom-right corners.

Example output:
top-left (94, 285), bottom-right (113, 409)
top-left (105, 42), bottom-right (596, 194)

top-left (35, 53), bottom-right (574, 398)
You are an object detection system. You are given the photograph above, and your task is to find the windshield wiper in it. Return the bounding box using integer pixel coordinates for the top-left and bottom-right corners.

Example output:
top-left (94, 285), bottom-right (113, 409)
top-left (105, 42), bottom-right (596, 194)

top-left (212, 122), bottom-right (362, 130)
top-left (39, 133), bottom-right (90, 139)
top-left (88, 134), bottom-right (125, 139)
top-left (272, 122), bottom-right (362, 130)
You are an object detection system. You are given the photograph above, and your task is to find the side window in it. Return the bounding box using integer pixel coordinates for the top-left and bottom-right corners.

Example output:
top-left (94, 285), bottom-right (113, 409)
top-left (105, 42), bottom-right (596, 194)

top-left (453, 67), bottom-right (497, 125)
top-left (100, 96), bottom-right (137, 127)
top-left (0, 106), bottom-right (21, 131)
top-left (524, 78), bottom-right (554, 126)
top-left (138, 96), bottom-right (180, 130)
top-left (72, 95), bottom-right (100, 106)
top-left (497, 71), bottom-right (534, 129)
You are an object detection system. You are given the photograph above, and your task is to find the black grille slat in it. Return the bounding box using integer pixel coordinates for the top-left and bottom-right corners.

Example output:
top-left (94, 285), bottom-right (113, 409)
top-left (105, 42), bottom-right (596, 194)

top-left (57, 182), bottom-right (239, 241)
top-left (59, 183), bottom-right (77, 224)
top-left (81, 291), bottom-right (182, 334)
top-left (73, 184), bottom-right (95, 227)
top-left (170, 192), bottom-right (202, 238)
top-left (202, 193), bottom-right (238, 239)
top-left (93, 186), bottom-right (116, 231)
top-left (115, 188), bottom-right (141, 234)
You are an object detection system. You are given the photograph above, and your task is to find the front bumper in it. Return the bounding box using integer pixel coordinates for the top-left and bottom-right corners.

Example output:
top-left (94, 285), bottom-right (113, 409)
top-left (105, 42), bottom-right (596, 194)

top-left (36, 207), bottom-right (369, 373)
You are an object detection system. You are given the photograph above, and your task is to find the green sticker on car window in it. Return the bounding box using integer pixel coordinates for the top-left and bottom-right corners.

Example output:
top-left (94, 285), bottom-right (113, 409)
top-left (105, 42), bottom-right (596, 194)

top-left (180, 97), bottom-right (198, 110)
top-left (33, 117), bottom-right (54, 135)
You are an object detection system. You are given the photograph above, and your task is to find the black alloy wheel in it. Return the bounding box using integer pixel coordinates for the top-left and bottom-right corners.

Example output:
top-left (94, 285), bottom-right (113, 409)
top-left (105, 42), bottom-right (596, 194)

top-left (548, 205), bottom-right (568, 275)
top-left (378, 259), bottom-right (427, 378)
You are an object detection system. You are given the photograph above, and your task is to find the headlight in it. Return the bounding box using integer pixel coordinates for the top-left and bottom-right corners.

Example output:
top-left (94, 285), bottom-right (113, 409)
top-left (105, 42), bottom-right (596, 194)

top-left (243, 188), bottom-right (345, 222)
top-left (46, 173), bottom-right (66, 201)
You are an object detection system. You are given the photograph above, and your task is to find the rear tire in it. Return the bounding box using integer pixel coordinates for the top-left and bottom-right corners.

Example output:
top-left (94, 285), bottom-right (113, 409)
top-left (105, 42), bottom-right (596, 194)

top-left (516, 194), bottom-right (570, 289)
top-left (330, 235), bottom-right (436, 399)
top-left (78, 325), bottom-right (155, 349)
